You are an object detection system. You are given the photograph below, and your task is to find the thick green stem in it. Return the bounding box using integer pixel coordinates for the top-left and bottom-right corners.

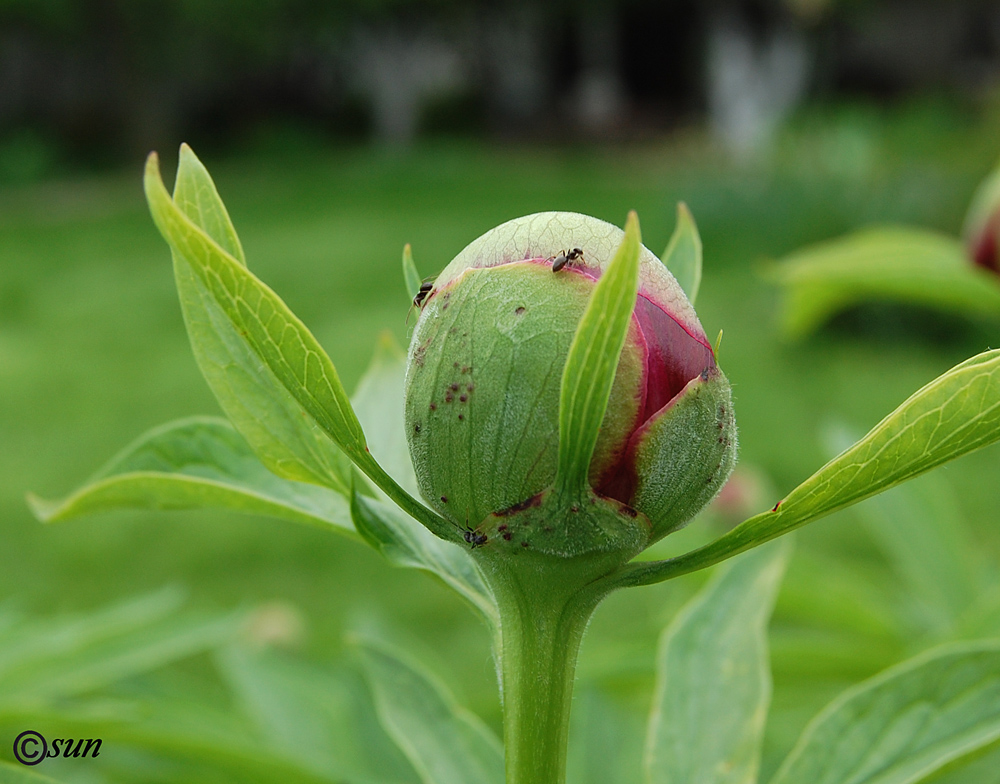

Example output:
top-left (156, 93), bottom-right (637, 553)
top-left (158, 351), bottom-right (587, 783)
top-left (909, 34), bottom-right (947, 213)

top-left (478, 554), bottom-right (610, 784)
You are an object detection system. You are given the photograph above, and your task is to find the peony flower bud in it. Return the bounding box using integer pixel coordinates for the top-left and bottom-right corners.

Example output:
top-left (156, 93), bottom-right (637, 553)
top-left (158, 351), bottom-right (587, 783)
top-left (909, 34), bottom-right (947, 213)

top-left (964, 162), bottom-right (1000, 275)
top-left (405, 212), bottom-right (736, 559)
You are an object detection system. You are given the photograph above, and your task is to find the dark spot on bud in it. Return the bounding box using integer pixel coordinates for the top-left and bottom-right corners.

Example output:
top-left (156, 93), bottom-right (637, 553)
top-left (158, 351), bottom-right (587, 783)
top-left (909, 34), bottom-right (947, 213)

top-left (521, 541), bottom-right (529, 548)
top-left (719, 405), bottom-right (727, 417)
top-left (467, 384), bottom-right (474, 392)
top-left (570, 505), bottom-right (579, 513)
top-left (450, 383), bottom-right (459, 392)
top-left (772, 501), bottom-right (781, 512)
top-left (622, 506), bottom-right (638, 518)
top-left (515, 306), bottom-right (526, 315)
top-left (495, 494), bottom-right (543, 517)
top-left (459, 394), bottom-right (467, 402)
top-left (440, 495), bottom-right (448, 503)
top-left (717, 422), bottom-right (724, 430)
top-left (458, 414), bottom-right (464, 420)
top-left (497, 523), bottom-right (508, 532)
top-left (445, 393), bottom-right (454, 403)
top-left (453, 362), bottom-right (460, 368)
top-left (718, 436), bottom-right (724, 443)
top-left (442, 302), bottom-right (449, 310)
top-left (502, 532), bottom-right (512, 541)
top-left (414, 423), bottom-right (421, 433)
top-left (430, 402), bottom-right (437, 411)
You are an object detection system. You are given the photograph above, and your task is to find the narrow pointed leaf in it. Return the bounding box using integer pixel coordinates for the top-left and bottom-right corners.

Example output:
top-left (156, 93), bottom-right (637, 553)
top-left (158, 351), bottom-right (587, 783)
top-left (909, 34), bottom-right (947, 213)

top-left (770, 642), bottom-right (1000, 784)
top-left (355, 637), bottom-right (504, 784)
top-left (556, 211), bottom-right (642, 497)
top-left (612, 348), bottom-right (1000, 587)
top-left (27, 417), bottom-right (355, 536)
top-left (403, 244), bottom-right (422, 301)
top-left (351, 489), bottom-right (497, 632)
top-left (145, 150), bottom-right (449, 539)
top-left (661, 202), bottom-right (702, 305)
top-left (645, 539), bottom-right (790, 784)
top-left (170, 147), bottom-right (353, 492)
top-left (770, 228), bottom-right (1000, 338)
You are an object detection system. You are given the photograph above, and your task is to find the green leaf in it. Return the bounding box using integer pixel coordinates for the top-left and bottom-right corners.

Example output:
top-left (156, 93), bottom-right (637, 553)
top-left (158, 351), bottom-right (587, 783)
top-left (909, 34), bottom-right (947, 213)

top-left (661, 202), bottom-right (702, 306)
top-left (556, 210), bottom-right (642, 498)
top-left (170, 146), bottom-right (354, 492)
top-left (352, 332), bottom-right (419, 498)
top-left (0, 762), bottom-right (63, 784)
top-left (645, 539), bottom-right (790, 784)
top-left (0, 589), bottom-right (240, 705)
top-left (611, 348), bottom-right (1000, 587)
top-left (770, 642), bottom-right (1000, 784)
top-left (218, 644), bottom-right (419, 783)
top-left (145, 148), bottom-right (449, 540)
top-left (351, 489), bottom-right (497, 632)
top-left (769, 228), bottom-right (1000, 338)
top-left (566, 686), bottom-right (645, 784)
top-left (403, 243), bottom-right (422, 301)
top-left (26, 417), bottom-right (355, 536)
top-left (855, 472), bottom-right (981, 635)
top-left (354, 636), bottom-right (504, 784)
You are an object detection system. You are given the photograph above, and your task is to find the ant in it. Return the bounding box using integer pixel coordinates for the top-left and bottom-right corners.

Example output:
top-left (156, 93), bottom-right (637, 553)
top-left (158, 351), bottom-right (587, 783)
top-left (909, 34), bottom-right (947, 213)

top-left (463, 525), bottom-right (488, 549)
top-left (454, 510), bottom-right (488, 549)
top-left (549, 247), bottom-right (585, 273)
top-left (407, 280), bottom-right (434, 325)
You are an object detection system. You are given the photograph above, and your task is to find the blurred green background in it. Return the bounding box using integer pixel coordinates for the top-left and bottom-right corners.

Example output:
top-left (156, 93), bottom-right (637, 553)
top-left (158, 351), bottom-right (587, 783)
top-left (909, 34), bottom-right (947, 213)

top-left (3, 0), bottom-right (1000, 781)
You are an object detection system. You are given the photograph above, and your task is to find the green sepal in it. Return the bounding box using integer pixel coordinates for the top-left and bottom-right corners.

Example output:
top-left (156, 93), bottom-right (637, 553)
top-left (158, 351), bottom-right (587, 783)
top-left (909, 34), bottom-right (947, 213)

top-left (609, 347), bottom-right (1000, 587)
top-left (660, 202), bottom-right (702, 306)
top-left (556, 211), bottom-right (642, 499)
top-left (630, 366), bottom-right (736, 542)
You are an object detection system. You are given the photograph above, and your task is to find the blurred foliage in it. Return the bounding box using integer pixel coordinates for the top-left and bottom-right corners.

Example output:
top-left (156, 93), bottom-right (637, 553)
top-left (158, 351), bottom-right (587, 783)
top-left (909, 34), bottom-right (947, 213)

top-left (3, 101), bottom-right (1000, 779)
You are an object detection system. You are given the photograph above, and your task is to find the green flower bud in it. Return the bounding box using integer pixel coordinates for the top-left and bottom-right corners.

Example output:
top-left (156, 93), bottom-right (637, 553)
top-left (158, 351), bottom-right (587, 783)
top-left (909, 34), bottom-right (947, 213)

top-left (405, 212), bottom-right (736, 559)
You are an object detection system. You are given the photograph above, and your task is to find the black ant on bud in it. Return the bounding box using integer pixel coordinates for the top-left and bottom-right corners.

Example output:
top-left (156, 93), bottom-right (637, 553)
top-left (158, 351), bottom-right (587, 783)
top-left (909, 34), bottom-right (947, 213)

top-left (463, 525), bottom-right (488, 549)
top-left (550, 247), bottom-right (585, 273)
top-left (453, 510), bottom-right (488, 549)
top-left (407, 280), bottom-right (435, 325)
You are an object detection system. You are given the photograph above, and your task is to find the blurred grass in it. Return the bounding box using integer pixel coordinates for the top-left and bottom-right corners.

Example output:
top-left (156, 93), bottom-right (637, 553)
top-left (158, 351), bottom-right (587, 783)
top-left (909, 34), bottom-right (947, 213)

top-left (3, 98), bottom-right (1000, 777)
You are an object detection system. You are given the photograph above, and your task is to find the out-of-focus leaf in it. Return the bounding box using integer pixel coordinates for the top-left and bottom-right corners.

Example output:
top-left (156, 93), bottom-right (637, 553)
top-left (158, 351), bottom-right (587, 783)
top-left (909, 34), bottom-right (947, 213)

top-left (661, 203), bottom-right (702, 306)
top-left (770, 642), bottom-right (1000, 784)
top-left (769, 227), bottom-right (1000, 338)
top-left (855, 472), bottom-right (981, 635)
top-left (351, 489), bottom-right (497, 632)
top-left (645, 539), bottom-right (790, 784)
top-left (614, 349), bottom-right (1000, 586)
top-left (403, 244), bottom-right (422, 302)
top-left (218, 644), bottom-right (418, 783)
top-left (0, 589), bottom-right (241, 704)
top-left (352, 333), bottom-right (419, 498)
top-left (0, 762), bottom-right (63, 784)
top-left (26, 417), bottom-right (354, 536)
top-left (567, 686), bottom-right (644, 784)
top-left (170, 144), bottom-right (354, 493)
top-left (354, 636), bottom-right (504, 784)
top-left (557, 211), bottom-right (641, 498)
